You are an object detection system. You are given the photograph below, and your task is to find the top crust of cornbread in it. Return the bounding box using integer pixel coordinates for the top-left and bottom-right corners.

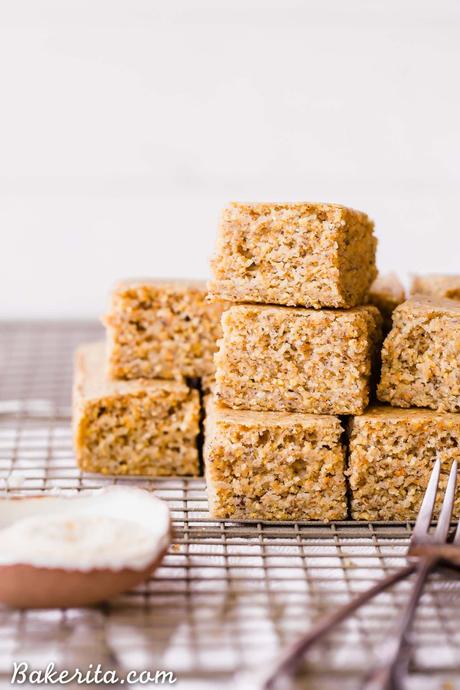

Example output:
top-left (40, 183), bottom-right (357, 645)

top-left (219, 201), bottom-right (368, 217)
top-left (349, 404), bottom-right (460, 427)
top-left (394, 294), bottom-right (460, 319)
top-left (410, 274), bottom-right (460, 301)
top-left (220, 302), bottom-right (380, 319)
top-left (208, 201), bottom-right (377, 308)
top-left (208, 400), bottom-right (344, 434)
top-left (75, 341), bottom-right (190, 402)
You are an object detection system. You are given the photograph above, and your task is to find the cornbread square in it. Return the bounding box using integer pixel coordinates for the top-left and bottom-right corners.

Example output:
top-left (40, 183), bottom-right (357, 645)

top-left (348, 406), bottom-right (460, 520)
top-left (73, 342), bottom-right (200, 476)
top-left (204, 398), bottom-right (347, 521)
top-left (208, 202), bottom-right (377, 308)
top-left (411, 274), bottom-right (460, 301)
top-left (378, 295), bottom-right (460, 413)
top-left (214, 304), bottom-right (382, 415)
top-left (368, 273), bottom-right (405, 331)
top-left (105, 278), bottom-right (226, 380)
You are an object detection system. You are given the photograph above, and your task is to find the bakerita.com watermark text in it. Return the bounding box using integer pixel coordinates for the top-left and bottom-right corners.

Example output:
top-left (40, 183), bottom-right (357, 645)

top-left (11, 662), bottom-right (177, 685)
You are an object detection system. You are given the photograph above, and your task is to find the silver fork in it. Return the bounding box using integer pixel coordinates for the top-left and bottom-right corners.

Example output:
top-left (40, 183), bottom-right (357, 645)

top-left (362, 458), bottom-right (459, 690)
top-left (261, 459), bottom-right (460, 690)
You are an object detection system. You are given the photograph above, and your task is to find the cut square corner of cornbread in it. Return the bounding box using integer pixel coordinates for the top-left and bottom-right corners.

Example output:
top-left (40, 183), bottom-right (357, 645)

top-left (410, 274), bottom-right (460, 301)
top-left (377, 294), bottom-right (460, 413)
top-left (104, 277), bottom-right (226, 381)
top-left (214, 303), bottom-right (382, 415)
top-left (73, 341), bottom-right (200, 477)
top-left (348, 405), bottom-right (460, 520)
top-left (203, 397), bottom-right (347, 521)
top-left (208, 201), bottom-right (377, 308)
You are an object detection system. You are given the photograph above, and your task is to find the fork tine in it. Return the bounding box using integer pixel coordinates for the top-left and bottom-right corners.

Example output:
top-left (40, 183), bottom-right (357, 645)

top-left (449, 463), bottom-right (460, 544)
top-left (453, 520), bottom-right (460, 545)
top-left (412, 458), bottom-right (441, 542)
top-left (434, 460), bottom-right (458, 542)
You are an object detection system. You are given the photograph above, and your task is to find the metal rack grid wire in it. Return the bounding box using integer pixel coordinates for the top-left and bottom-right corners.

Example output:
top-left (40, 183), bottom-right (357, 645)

top-left (0, 321), bottom-right (460, 689)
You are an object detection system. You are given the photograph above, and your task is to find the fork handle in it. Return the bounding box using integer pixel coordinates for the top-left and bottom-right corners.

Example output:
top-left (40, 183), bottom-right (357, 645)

top-left (361, 557), bottom-right (437, 690)
top-left (261, 562), bottom-right (416, 690)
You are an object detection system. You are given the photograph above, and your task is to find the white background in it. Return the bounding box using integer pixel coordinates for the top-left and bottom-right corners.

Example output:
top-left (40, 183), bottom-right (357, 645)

top-left (1, 0), bottom-right (459, 318)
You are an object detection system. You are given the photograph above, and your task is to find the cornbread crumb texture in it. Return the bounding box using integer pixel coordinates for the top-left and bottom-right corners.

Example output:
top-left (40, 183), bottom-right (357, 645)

top-left (204, 399), bottom-right (347, 521)
top-left (378, 295), bottom-right (460, 413)
top-left (368, 272), bottom-right (405, 330)
top-left (215, 303), bottom-right (382, 415)
top-left (208, 202), bottom-right (377, 308)
top-left (411, 274), bottom-right (460, 301)
top-left (73, 342), bottom-right (200, 476)
top-left (348, 406), bottom-right (460, 520)
top-left (105, 278), bottom-right (226, 380)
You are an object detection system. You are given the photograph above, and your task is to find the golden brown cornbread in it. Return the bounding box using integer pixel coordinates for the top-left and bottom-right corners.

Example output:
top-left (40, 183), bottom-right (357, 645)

top-left (204, 398), bottom-right (347, 521)
top-left (73, 342), bottom-right (200, 476)
top-left (348, 406), bottom-right (460, 520)
top-left (214, 303), bottom-right (382, 415)
top-left (368, 272), bottom-right (405, 331)
top-left (105, 278), bottom-right (226, 381)
top-left (410, 274), bottom-right (460, 301)
top-left (208, 202), bottom-right (377, 308)
top-left (378, 295), bottom-right (460, 413)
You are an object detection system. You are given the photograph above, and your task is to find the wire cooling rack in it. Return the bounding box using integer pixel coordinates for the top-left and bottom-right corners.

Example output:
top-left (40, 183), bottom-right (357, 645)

top-left (0, 321), bottom-right (460, 690)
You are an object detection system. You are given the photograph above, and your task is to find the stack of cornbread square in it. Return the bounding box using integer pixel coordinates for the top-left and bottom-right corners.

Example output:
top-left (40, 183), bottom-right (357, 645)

top-left (205, 206), bottom-right (460, 522)
top-left (204, 202), bottom-right (381, 520)
top-left (73, 279), bottom-right (226, 476)
top-left (349, 291), bottom-right (460, 520)
top-left (71, 201), bottom-right (460, 523)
